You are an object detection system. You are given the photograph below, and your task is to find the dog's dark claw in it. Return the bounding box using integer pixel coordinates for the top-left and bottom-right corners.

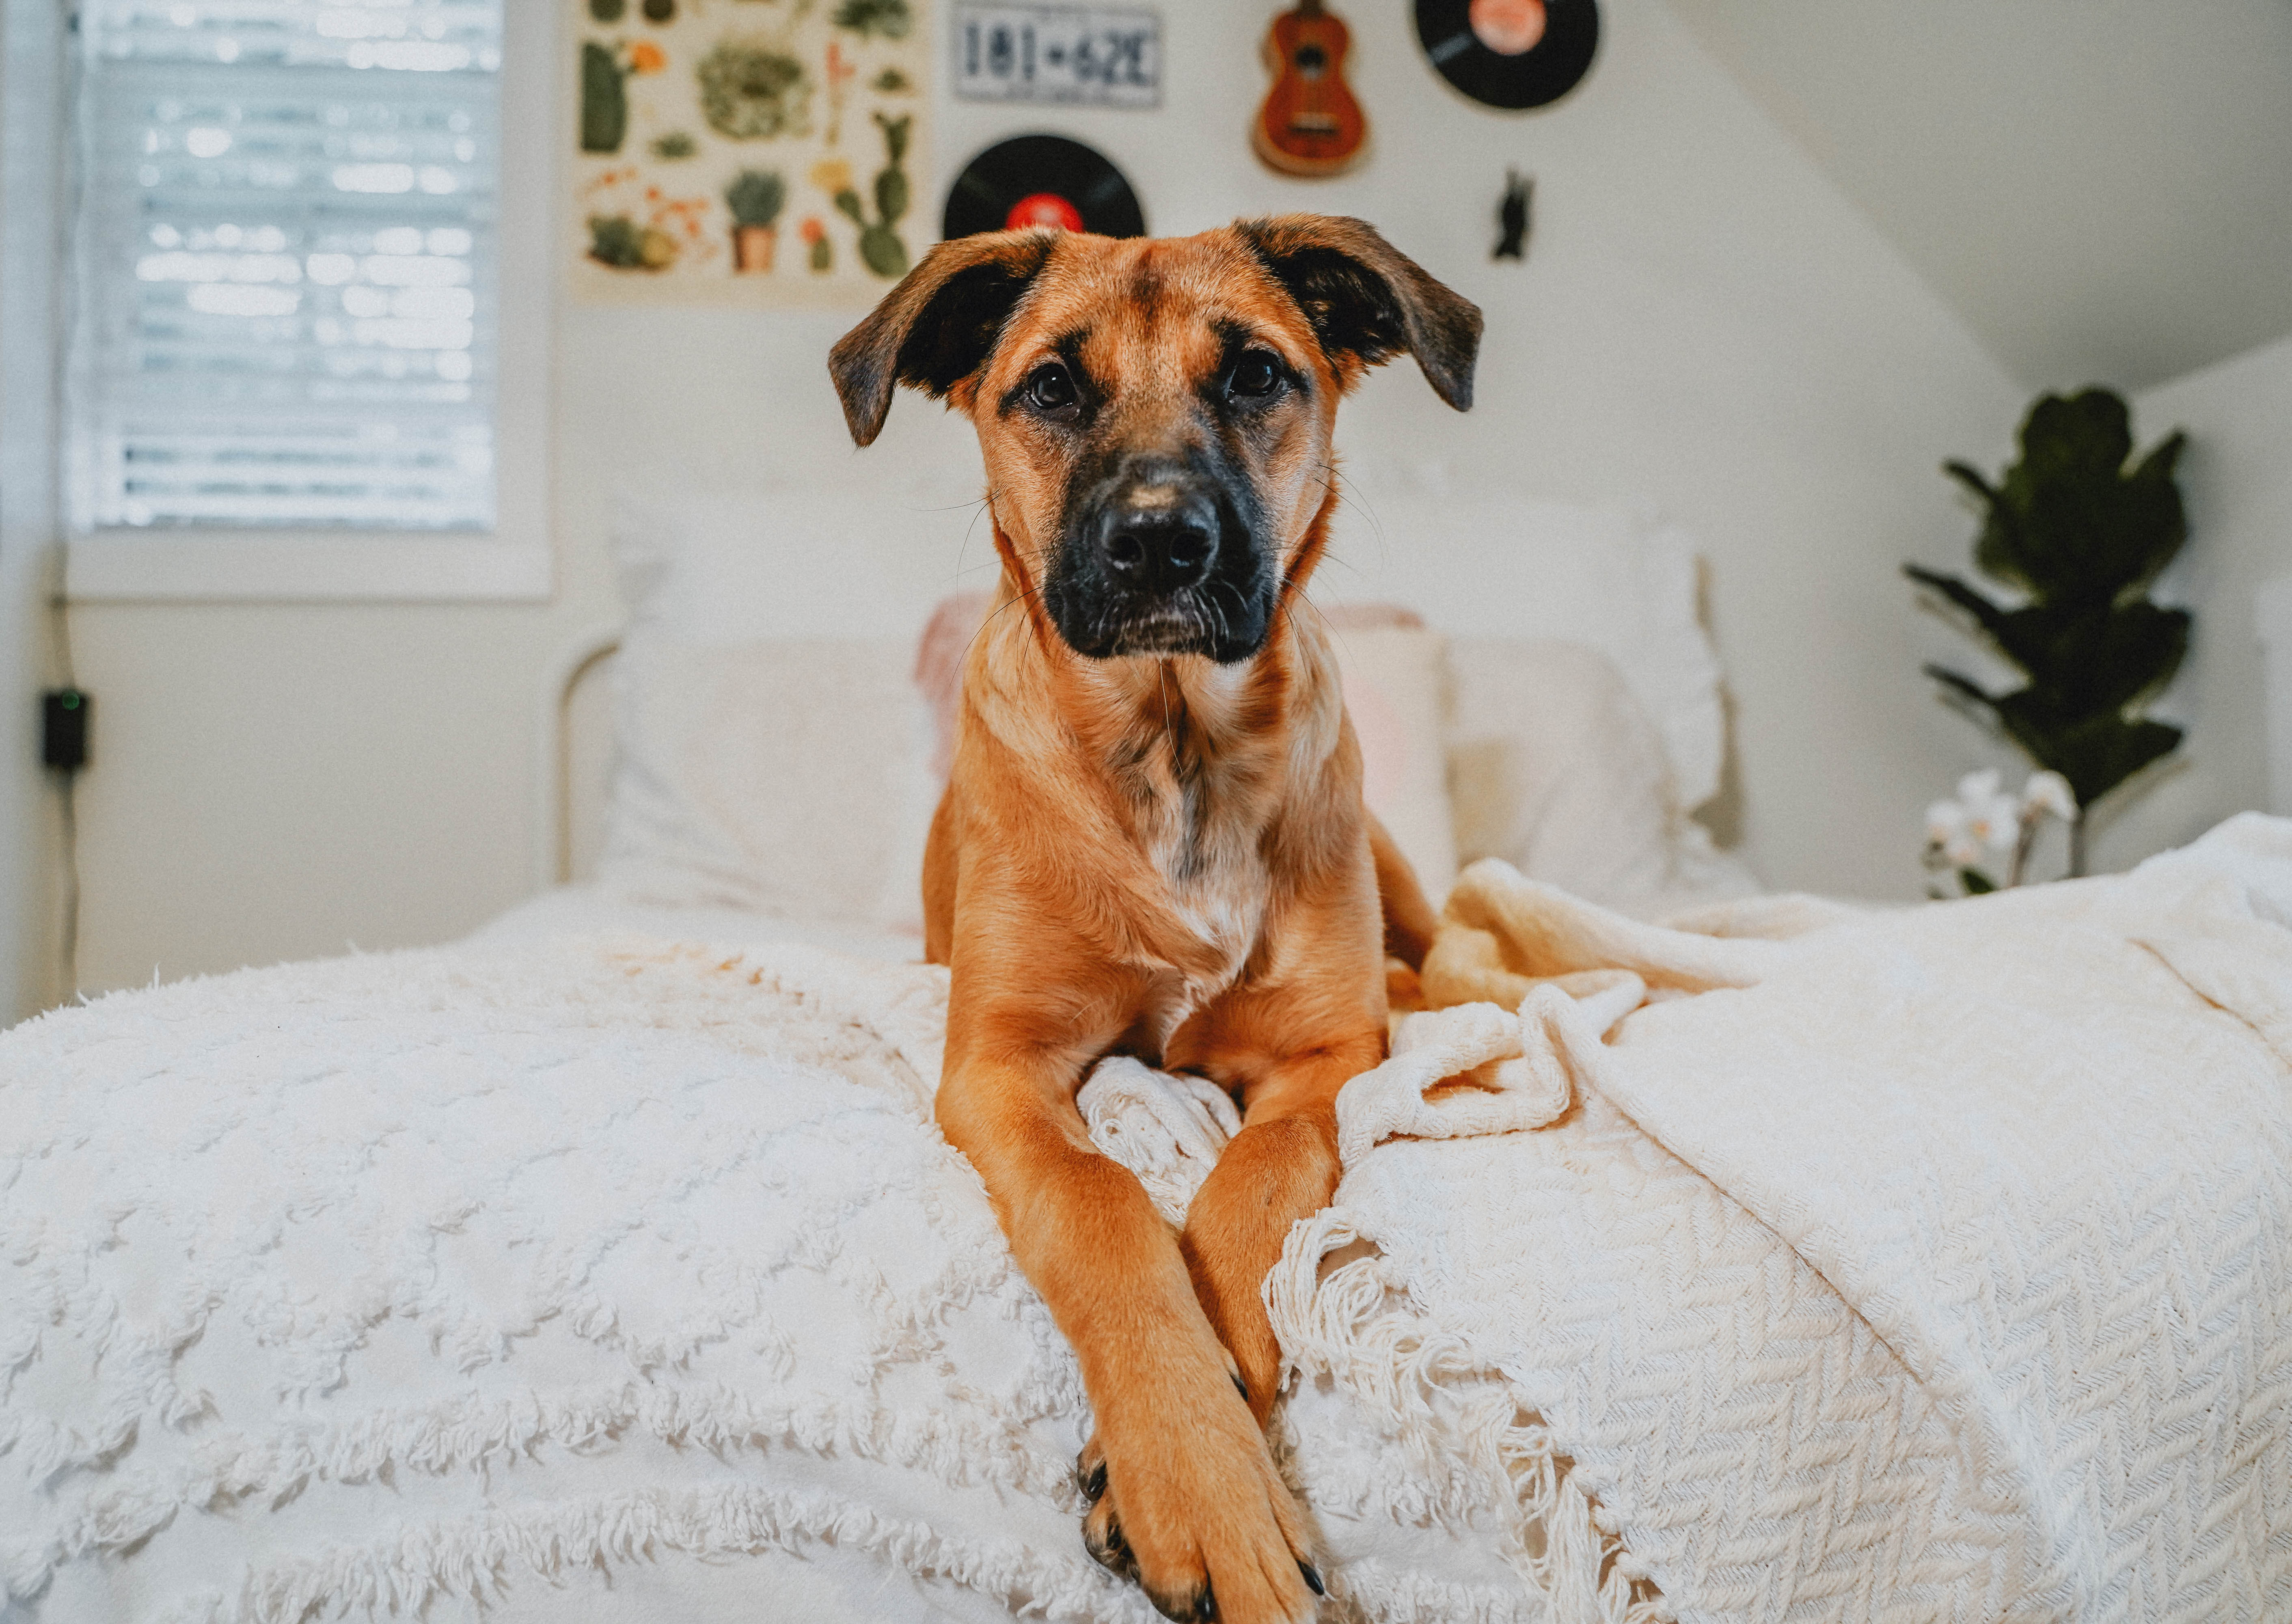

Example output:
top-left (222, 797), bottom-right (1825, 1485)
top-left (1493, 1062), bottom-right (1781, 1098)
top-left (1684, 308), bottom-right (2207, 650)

top-left (1079, 1458), bottom-right (1107, 1502)
top-left (1299, 1559), bottom-right (1325, 1596)
top-left (1085, 1516), bottom-right (1135, 1578)
top-left (1146, 1579), bottom-right (1217, 1623)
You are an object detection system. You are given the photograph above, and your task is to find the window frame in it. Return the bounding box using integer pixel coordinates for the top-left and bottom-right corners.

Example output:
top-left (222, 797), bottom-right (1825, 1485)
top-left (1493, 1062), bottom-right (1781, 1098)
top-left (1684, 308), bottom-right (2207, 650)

top-left (61, 0), bottom-right (554, 604)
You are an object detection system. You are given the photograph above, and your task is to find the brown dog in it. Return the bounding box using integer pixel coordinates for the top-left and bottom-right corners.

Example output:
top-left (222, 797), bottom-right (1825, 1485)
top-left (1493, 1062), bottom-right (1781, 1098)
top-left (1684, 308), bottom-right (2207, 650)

top-left (830, 216), bottom-right (1478, 1624)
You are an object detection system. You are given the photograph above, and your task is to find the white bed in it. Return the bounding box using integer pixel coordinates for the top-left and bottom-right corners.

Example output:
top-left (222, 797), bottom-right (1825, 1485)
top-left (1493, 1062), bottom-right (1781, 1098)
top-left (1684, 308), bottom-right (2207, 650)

top-left (7, 488), bottom-right (2291, 1624)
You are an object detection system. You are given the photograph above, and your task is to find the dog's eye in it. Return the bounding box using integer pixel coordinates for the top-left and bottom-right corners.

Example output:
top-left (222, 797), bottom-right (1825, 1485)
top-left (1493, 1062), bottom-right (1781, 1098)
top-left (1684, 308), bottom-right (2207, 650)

top-left (1025, 363), bottom-right (1078, 414)
top-left (1228, 350), bottom-right (1282, 400)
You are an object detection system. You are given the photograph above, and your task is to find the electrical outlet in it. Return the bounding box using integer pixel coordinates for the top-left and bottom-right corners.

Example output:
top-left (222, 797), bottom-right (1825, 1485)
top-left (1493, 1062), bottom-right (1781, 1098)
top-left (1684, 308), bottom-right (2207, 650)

top-left (42, 689), bottom-right (90, 772)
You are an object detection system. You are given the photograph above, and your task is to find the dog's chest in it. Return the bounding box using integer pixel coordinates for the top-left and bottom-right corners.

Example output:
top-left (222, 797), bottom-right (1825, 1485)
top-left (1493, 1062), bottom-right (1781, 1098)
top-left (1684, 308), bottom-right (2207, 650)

top-left (1112, 731), bottom-right (1275, 1044)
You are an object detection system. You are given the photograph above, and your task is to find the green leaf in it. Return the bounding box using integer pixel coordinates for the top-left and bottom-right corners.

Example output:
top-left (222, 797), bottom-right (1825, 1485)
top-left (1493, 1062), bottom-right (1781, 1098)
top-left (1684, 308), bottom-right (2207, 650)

top-left (1987, 702), bottom-right (2182, 806)
top-left (1905, 566), bottom-right (2028, 674)
top-left (2109, 429), bottom-right (2189, 597)
top-left (870, 110), bottom-right (912, 168)
top-left (859, 222), bottom-right (907, 278)
top-left (833, 0), bottom-right (911, 39)
top-left (1960, 868), bottom-right (1997, 895)
top-left (874, 166), bottom-right (908, 227)
top-left (580, 41), bottom-right (629, 153)
top-left (724, 169), bottom-right (785, 227)
top-left (1942, 459), bottom-right (2000, 508)
top-left (2018, 390), bottom-right (2134, 489)
top-left (1921, 662), bottom-right (1997, 712)
top-left (832, 188), bottom-right (863, 224)
top-left (1973, 389), bottom-right (2186, 603)
top-left (1990, 600), bottom-right (2189, 730)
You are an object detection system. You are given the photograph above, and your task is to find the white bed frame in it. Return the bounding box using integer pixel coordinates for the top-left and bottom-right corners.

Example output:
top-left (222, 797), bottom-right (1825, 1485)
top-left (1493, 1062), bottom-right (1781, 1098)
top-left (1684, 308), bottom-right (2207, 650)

top-left (535, 624), bottom-right (622, 892)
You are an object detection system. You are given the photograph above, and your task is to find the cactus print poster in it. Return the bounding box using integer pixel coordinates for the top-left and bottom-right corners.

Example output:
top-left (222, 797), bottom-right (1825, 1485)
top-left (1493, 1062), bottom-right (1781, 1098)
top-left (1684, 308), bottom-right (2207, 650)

top-left (568, 0), bottom-right (931, 306)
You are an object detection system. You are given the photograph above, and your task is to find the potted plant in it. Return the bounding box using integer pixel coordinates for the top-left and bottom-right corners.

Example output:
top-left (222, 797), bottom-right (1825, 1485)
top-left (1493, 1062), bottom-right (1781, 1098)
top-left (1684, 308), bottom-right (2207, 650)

top-left (1906, 388), bottom-right (2189, 875)
top-left (587, 212), bottom-right (678, 270)
top-left (725, 170), bottom-right (786, 273)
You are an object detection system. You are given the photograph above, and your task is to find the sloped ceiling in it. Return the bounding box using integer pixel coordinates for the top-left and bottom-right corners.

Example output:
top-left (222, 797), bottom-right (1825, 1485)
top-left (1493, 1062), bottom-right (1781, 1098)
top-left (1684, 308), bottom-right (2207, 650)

top-left (1664, 0), bottom-right (2292, 393)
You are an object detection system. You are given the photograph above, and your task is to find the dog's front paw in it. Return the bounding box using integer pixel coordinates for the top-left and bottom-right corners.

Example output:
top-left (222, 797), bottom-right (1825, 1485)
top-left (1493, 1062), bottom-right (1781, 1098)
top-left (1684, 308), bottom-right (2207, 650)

top-left (1075, 1395), bottom-right (1323, 1623)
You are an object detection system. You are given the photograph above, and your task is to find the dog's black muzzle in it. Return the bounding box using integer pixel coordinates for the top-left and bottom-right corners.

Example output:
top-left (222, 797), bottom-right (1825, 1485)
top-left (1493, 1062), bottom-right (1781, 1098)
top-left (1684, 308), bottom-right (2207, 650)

top-left (1044, 452), bottom-right (1275, 663)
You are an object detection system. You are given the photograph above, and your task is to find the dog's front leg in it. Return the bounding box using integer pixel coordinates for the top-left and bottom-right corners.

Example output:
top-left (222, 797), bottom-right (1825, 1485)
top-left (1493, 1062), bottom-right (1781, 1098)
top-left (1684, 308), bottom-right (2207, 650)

top-left (1175, 1034), bottom-right (1381, 1427)
top-left (936, 1028), bottom-right (1322, 1623)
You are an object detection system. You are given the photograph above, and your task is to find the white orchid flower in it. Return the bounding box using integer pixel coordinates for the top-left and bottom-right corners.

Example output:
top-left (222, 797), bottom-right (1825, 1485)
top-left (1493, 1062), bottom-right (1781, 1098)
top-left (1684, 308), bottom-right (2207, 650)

top-left (1954, 769), bottom-right (2003, 804)
top-left (1953, 776), bottom-right (2021, 854)
top-left (1926, 766), bottom-right (2071, 894)
top-left (1926, 799), bottom-right (1986, 869)
top-left (2021, 770), bottom-right (2076, 822)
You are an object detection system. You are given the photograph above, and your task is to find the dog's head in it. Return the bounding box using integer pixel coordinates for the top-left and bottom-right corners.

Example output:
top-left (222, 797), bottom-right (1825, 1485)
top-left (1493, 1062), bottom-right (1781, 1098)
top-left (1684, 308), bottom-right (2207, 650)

top-left (829, 216), bottom-right (1480, 663)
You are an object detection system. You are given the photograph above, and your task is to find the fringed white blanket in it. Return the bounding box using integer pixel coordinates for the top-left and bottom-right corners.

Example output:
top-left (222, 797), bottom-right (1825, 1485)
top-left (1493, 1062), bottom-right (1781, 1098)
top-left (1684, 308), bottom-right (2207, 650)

top-left (1265, 811), bottom-right (2292, 1622)
top-left (6, 816), bottom-right (2292, 1623)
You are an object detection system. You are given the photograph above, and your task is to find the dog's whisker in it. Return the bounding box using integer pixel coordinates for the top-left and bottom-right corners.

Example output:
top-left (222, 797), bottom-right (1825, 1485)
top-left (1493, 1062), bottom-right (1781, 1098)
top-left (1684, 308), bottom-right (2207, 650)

top-left (960, 567), bottom-right (1053, 665)
top-left (948, 497), bottom-right (1001, 595)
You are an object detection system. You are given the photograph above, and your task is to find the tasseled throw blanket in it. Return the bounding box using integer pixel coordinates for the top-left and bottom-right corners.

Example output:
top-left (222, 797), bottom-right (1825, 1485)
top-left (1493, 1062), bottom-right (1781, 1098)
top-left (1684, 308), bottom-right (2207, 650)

top-left (1255, 811), bottom-right (2292, 1621)
top-left (6, 816), bottom-right (2292, 1622)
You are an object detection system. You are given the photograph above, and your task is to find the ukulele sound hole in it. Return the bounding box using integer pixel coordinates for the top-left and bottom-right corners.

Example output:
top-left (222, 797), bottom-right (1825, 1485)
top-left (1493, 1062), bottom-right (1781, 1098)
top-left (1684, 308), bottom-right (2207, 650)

top-left (1293, 42), bottom-right (1327, 76)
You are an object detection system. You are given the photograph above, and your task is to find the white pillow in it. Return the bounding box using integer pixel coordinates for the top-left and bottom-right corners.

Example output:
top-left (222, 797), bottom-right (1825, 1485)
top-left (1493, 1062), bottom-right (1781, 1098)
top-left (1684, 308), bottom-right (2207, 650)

top-left (598, 486), bottom-right (948, 931)
top-left (1446, 637), bottom-right (1758, 918)
top-left (598, 634), bottom-right (939, 931)
top-left (607, 483), bottom-right (972, 646)
top-left (1332, 628), bottom-right (1459, 902)
top-left (1319, 495), bottom-right (1727, 812)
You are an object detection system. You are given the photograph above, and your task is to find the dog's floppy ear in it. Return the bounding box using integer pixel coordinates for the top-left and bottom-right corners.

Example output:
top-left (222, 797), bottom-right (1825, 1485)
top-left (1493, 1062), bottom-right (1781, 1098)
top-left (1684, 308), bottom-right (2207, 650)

top-left (828, 229), bottom-right (1057, 446)
top-left (1234, 215), bottom-right (1481, 411)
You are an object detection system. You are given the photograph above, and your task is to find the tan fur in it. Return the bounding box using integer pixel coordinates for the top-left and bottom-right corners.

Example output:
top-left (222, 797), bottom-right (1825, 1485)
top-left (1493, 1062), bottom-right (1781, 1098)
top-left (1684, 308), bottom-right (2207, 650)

top-left (832, 218), bottom-right (1478, 1624)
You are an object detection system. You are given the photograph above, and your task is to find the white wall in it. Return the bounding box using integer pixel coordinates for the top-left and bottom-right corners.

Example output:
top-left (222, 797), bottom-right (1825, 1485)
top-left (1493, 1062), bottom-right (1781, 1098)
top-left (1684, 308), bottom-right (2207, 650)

top-left (2073, 332), bottom-right (2292, 868)
top-left (1665, 0), bottom-right (2292, 395)
top-left (55, 0), bottom-right (2033, 1000)
top-left (2, 0), bottom-right (65, 1022)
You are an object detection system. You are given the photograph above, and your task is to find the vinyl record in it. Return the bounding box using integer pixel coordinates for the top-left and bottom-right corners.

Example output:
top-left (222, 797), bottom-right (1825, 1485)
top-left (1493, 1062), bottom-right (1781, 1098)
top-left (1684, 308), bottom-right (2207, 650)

top-left (943, 134), bottom-right (1147, 242)
top-left (1414, 0), bottom-right (1598, 111)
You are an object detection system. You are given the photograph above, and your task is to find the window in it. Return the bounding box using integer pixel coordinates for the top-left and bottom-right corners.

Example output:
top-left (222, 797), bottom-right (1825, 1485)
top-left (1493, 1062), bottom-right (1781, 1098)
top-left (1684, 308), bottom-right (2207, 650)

top-left (63, 0), bottom-right (550, 600)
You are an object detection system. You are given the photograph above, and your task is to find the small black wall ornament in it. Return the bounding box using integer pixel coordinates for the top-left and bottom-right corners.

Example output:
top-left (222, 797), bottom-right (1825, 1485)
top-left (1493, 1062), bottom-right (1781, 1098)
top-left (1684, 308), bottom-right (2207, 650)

top-left (1494, 169), bottom-right (1531, 261)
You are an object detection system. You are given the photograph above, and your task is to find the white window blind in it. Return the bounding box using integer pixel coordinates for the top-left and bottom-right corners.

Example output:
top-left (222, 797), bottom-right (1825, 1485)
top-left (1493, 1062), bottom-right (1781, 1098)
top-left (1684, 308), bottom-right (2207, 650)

top-left (67, 0), bottom-right (504, 532)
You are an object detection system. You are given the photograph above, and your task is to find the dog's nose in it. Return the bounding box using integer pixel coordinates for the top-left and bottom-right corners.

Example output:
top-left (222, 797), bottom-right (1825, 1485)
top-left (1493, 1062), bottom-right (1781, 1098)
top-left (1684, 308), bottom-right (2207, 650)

top-left (1100, 490), bottom-right (1217, 594)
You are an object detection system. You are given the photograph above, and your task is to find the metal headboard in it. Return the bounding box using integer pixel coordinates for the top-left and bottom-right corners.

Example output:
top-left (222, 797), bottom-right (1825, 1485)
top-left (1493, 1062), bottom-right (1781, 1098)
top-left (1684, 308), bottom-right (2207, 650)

top-left (533, 622), bottom-right (622, 891)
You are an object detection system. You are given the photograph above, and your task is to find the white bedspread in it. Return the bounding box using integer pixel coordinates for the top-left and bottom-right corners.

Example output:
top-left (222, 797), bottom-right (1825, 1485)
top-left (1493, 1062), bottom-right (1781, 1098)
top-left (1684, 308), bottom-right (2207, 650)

top-left (0, 936), bottom-right (1526, 1624)
top-left (6, 818), bottom-right (2291, 1623)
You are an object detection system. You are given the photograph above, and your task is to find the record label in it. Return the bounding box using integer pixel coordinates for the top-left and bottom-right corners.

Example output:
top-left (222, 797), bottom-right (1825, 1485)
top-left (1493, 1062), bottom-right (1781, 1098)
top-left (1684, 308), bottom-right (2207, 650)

top-left (943, 134), bottom-right (1146, 241)
top-left (1416, 0), bottom-right (1597, 110)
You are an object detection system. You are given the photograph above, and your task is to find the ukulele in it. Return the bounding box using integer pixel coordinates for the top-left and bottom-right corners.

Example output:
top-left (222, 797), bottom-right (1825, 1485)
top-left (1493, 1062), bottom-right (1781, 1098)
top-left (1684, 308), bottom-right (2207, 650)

top-left (1253, 0), bottom-right (1368, 177)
